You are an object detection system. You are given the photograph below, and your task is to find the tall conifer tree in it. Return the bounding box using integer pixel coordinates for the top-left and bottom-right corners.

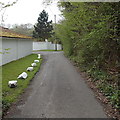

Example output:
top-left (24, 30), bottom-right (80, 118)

top-left (33, 10), bottom-right (53, 41)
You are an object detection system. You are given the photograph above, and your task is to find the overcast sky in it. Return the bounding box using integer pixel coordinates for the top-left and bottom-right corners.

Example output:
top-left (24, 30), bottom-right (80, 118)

top-left (0, 0), bottom-right (62, 26)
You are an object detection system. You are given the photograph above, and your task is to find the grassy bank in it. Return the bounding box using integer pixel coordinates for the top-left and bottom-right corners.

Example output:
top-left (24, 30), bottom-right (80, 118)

top-left (55, 2), bottom-right (119, 113)
top-left (70, 56), bottom-right (119, 110)
top-left (2, 54), bottom-right (42, 114)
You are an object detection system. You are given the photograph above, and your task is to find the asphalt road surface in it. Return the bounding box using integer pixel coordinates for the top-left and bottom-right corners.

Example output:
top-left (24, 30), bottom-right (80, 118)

top-left (6, 51), bottom-right (107, 118)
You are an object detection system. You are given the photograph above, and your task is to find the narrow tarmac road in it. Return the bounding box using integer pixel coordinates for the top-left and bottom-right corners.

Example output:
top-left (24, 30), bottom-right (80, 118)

top-left (6, 51), bottom-right (107, 118)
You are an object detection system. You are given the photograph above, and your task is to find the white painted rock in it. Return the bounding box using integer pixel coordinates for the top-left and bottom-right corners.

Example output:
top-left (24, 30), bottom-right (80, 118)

top-left (17, 72), bottom-right (28, 79)
top-left (27, 67), bottom-right (34, 71)
top-left (38, 54), bottom-right (41, 59)
top-left (8, 80), bottom-right (17, 88)
top-left (34, 60), bottom-right (39, 63)
top-left (31, 63), bottom-right (37, 67)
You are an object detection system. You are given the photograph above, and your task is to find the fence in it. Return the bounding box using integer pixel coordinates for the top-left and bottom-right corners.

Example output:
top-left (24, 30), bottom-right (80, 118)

top-left (0, 37), bottom-right (32, 66)
top-left (33, 42), bottom-right (62, 51)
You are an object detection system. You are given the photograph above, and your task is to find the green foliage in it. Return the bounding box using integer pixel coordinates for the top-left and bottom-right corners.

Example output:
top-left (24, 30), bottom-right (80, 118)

top-left (56, 2), bottom-right (120, 109)
top-left (99, 82), bottom-right (120, 108)
top-left (2, 54), bottom-right (42, 113)
top-left (33, 10), bottom-right (54, 41)
top-left (11, 24), bottom-right (34, 37)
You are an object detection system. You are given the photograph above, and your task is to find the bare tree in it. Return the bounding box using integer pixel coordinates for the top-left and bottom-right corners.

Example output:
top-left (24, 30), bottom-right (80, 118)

top-left (0, 0), bottom-right (18, 26)
top-left (0, 0), bottom-right (18, 11)
top-left (42, 0), bottom-right (55, 7)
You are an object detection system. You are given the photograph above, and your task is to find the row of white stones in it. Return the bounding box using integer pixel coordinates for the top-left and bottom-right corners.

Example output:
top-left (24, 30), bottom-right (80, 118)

top-left (8, 54), bottom-right (41, 88)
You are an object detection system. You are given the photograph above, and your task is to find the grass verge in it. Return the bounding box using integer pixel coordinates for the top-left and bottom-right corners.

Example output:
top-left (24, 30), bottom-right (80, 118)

top-left (69, 55), bottom-right (120, 119)
top-left (2, 54), bottom-right (42, 115)
top-left (70, 56), bottom-right (119, 108)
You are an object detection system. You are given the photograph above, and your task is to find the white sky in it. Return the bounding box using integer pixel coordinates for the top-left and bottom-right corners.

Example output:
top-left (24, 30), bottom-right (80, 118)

top-left (0, 0), bottom-right (62, 26)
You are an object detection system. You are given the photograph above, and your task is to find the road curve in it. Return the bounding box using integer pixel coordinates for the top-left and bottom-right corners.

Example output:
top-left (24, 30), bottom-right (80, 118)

top-left (6, 51), bottom-right (107, 118)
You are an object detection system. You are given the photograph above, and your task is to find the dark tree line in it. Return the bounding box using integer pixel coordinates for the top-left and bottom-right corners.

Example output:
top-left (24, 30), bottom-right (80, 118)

top-left (55, 2), bottom-right (120, 109)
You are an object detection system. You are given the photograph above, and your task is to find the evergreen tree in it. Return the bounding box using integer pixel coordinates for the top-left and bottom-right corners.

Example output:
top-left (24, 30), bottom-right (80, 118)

top-left (33, 10), bottom-right (53, 41)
